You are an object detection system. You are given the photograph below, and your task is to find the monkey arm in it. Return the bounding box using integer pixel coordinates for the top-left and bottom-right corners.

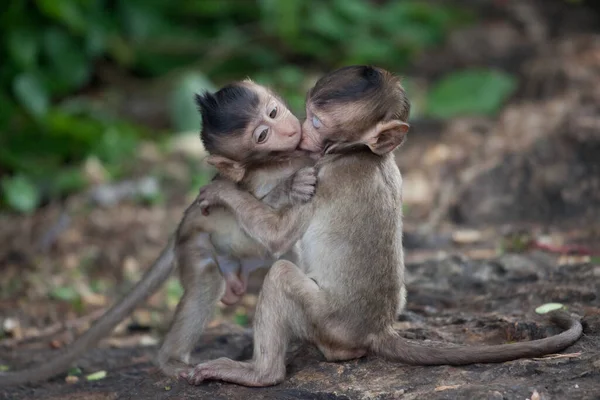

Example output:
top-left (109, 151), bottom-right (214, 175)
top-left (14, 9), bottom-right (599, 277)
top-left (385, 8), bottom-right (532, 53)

top-left (198, 181), bottom-right (314, 258)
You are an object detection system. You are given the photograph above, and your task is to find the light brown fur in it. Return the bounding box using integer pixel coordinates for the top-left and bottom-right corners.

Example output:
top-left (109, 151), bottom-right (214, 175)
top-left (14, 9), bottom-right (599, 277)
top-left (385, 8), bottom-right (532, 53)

top-left (186, 65), bottom-right (581, 387)
top-left (0, 81), bottom-right (316, 387)
top-left (158, 155), bottom-right (314, 376)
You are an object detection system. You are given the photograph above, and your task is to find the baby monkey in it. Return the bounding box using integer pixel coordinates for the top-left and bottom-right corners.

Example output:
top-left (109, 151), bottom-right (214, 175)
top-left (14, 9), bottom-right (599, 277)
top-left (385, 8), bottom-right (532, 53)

top-left (0, 81), bottom-right (316, 387)
top-left (185, 65), bottom-right (582, 387)
top-left (181, 81), bottom-right (315, 306)
top-left (159, 81), bottom-right (317, 375)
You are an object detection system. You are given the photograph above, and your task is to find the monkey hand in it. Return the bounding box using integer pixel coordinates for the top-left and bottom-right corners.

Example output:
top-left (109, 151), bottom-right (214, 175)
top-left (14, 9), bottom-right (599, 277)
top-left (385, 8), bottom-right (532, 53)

top-left (196, 180), bottom-right (236, 212)
top-left (289, 166), bottom-right (318, 204)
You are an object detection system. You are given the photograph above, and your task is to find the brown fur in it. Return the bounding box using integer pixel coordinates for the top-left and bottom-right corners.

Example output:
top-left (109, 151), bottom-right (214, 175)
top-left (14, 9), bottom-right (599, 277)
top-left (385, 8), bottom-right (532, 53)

top-left (0, 82), bottom-right (315, 387)
top-left (158, 155), bottom-right (314, 376)
top-left (186, 65), bottom-right (581, 387)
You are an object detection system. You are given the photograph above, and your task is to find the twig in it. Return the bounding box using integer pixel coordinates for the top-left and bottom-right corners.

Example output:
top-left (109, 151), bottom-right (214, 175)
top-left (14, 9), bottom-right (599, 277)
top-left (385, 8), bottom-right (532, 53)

top-left (533, 352), bottom-right (582, 361)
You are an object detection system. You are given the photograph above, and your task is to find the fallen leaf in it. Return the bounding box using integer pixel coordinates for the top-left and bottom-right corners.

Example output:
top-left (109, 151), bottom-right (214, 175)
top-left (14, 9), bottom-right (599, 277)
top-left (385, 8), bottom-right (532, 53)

top-left (535, 303), bottom-right (564, 314)
top-left (435, 384), bottom-right (462, 391)
top-left (452, 229), bottom-right (483, 244)
top-left (86, 370), bottom-right (107, 381)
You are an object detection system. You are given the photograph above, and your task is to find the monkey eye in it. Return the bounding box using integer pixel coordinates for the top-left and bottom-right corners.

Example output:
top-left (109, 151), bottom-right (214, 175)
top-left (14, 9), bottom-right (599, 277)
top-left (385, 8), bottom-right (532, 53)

top-left (255, 127), bottom-right (269, 143)
top-left (312, 116), bottom-right (322, 129)
top-left (269, 106), bottom-right (278, 119)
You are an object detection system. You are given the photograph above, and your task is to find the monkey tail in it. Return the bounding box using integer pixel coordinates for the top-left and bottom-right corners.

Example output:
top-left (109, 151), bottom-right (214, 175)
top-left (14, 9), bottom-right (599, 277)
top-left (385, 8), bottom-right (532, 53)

top-left (0, 238), bottom-right (176, 387)
top-left (371, 311), bottom-right (582, 366)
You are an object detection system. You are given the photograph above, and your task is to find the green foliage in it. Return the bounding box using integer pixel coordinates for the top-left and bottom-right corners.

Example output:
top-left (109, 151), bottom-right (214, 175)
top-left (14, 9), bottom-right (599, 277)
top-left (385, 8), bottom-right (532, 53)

top-left (170, 72), bottom-right (216, 132)
top-left (426, 69), bottom-right (518, 119)
top-left (67, 367), bottom-right (83, 377)
top-left (1, 175), bottom-right (41, 214)
top-left (234, 309), bottom-right (250, 327)
top-left (165, 278), bottom-right (184, 308)
top-left (49, 285), bottom-right (79, 302)
top-left (1, 0), bottom-right (481, 213)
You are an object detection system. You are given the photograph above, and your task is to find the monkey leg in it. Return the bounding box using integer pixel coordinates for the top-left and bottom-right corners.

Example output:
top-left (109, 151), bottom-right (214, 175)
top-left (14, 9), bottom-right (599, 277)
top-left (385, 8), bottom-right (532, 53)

top-left (183, 260), bottom-right (322, 387)
top-left (157, 254), bottom-right (225, 377)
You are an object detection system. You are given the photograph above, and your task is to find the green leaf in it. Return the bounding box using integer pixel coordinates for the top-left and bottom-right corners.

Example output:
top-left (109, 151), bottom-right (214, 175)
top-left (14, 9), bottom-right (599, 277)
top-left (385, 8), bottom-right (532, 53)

top-left (67, 367), bottom-right (82, 376)
top-left (234, 311), bottom-right (249, 327)
top-left (271, 0), bottom-right (302, 40)
top-left (50, 286), bottom-right (79, 302)
top-left (307, 3), bottom-right (348, 41)
top-left (43, 28), bottom-right (91, 93)
top-left (427, 69), bottom-right (518, 119)
top-left (86, 370), bottom-right (107, 381)
top-left (12, 73), bottom-right (49, 118)
top-left (169, 72), bottom-right (216, 132)
top-left (35, 0), bottom-right (86, 32)
top-left (166, 278), bottom-right (184, 304)
top-left (93, 127), bottom-right (139, 165)
top-left (51, 168), bottom-right (87, 196)
top-left (0, 365), bottom-right (9, 372)
top-left (1, 175), bottom-right (41, 214)
top-left (535, 303), bottom-right (565, 314)
top-left (7, 29), bottom-right (39, 69)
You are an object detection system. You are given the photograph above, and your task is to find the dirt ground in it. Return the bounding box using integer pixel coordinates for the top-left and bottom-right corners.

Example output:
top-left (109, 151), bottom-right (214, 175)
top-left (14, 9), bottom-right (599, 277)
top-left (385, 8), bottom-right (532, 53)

top-left (2, 1), bottom-right (600, 399)
top-left (1, 250), bottom-right (599, 400)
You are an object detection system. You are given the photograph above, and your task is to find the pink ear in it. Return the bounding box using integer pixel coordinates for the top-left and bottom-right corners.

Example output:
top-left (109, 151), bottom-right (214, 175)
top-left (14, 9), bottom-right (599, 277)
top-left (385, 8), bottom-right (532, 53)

top-left (206, 155), bottom-right (246, 182)
top-left (367, 120), bottom-right (409, 155)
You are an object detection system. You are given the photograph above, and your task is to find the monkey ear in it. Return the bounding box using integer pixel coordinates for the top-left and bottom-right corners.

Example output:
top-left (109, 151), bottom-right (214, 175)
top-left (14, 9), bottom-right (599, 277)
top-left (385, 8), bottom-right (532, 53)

top-left (365, 120), bottom-right (409, 155)
top-left (206, 155), bottom-right (246, 182)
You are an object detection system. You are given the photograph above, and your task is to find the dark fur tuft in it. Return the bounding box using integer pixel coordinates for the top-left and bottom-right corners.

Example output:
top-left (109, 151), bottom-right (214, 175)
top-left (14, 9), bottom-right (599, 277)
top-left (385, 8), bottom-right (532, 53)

top-left (311, 66), bottom-right (382, 107)
top-left (196, 84), bottom-right (260, 154)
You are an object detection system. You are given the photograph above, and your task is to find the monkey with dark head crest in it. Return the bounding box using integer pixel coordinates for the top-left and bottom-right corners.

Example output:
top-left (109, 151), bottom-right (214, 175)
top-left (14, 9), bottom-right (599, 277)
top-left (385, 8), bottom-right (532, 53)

top-left (185, 65), bottom-right (582, 387)
top-left (0, 80), bottom-right (318, 386)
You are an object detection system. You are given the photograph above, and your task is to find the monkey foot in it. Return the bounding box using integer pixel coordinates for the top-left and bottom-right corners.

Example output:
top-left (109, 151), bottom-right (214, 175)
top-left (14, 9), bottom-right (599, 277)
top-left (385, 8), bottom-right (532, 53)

top-left (181, 358), bottom-right (281, 387)
top-left (181, 358), bottom-right (235, 385)
top-left (180, 365), bottom-right (211, 385)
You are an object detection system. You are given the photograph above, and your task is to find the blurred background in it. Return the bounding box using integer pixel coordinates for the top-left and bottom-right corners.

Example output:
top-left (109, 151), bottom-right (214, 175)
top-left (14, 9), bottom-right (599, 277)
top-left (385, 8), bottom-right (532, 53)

top-left (0, 0), bottom-right (599, 357)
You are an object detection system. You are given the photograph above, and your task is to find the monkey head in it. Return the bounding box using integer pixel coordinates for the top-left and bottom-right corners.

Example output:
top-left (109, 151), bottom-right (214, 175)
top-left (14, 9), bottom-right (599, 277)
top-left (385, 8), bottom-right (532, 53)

top-left (196, 80), bottom-right (302, 182)
top-left (300, 65), bottom-right (411, 156)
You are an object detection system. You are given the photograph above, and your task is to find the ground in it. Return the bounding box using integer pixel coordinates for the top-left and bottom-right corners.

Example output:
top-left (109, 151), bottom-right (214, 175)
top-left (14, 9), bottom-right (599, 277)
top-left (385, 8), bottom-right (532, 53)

top-left (1, 250), bottom-right (599, 399)
top-left (2, 1), bottom-right (600, 399)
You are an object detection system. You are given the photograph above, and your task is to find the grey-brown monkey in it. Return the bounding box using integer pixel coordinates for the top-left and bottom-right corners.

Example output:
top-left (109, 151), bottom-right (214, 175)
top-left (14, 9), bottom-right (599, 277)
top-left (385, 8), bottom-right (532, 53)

top-left (184, 65), bottom-right (582, 387)
top-left (0, 80), bottom-right (317, 386)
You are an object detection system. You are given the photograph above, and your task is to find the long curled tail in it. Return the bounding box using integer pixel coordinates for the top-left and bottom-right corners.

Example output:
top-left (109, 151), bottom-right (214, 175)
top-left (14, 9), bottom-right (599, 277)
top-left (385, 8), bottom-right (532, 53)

top-left (0, 238), bottom-right (176, 387)
top-left (371, 311), bottom-right (582, 365)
